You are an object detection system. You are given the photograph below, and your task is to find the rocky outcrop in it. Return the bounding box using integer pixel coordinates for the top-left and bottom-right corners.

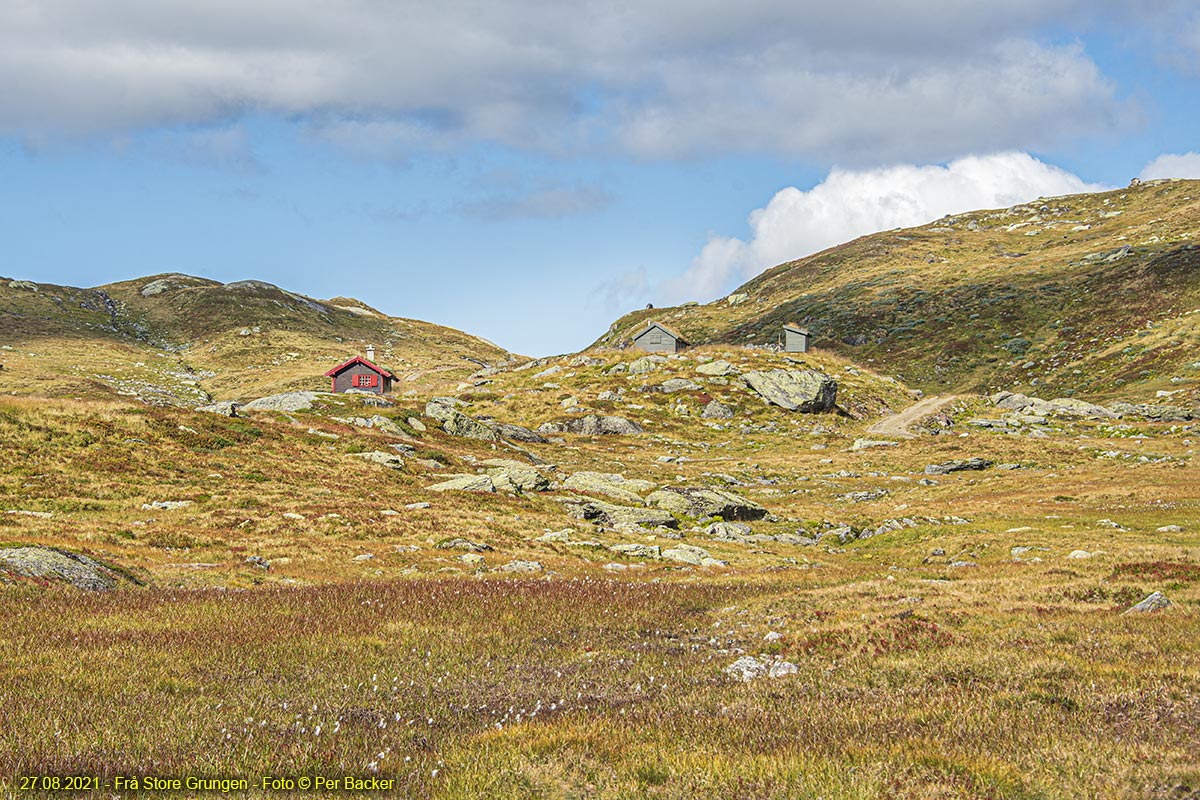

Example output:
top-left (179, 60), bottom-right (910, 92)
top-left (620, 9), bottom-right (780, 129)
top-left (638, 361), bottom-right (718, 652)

top-left (991, 392), bottom-right (1114, 420)
top-left (565, 499), bottom-right (678, 529)
top-left (696, 359), bottom-right (739, 376)
top-left (563, 472), bottom-right (655, 505)
top-left (537, 415), bottom-right (644, 436)
top-left (349, 451), bottom-right (405, 470)
top-left (646, 487), bottom-right (767, 521)
top-left (486, 464), bottom-right (550, 493)
top-left (486, 422), bottom-right (549, 443)
top-left (742, 369), bottom-right (837, 412)
top-left (701, 400), bottom-right (736, 419)
top-left (243, 391), bottom-right (322, 412)
top-left (0, 546), bottom-right (138, 591)
top-left (427, 474), bottom-right (496, 492)
top-left (924, 457), bottom-right (992, 475)
top-left (426, 401), bottom-right (499, 441)
top-left (655, 378), bottom-right (702, 393)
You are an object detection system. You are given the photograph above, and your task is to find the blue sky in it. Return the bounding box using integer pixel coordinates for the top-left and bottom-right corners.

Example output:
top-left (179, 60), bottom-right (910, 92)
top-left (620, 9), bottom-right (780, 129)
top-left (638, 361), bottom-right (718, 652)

top-left (2, 1), bottom-right (1198, 356)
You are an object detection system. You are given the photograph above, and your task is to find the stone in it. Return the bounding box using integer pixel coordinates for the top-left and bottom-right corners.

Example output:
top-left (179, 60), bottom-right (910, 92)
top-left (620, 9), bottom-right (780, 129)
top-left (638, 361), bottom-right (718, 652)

top-left (367, 415), bottom-right (404, 436)
top-left (948, 560), bottom-right (978, 568)
top-left (535, 530), bottom-right (573, 543)
top-left (353, 553), bottom-right (375, 562)
top-left (436, 538), bottom-right (492, 552)
top-left (349, 451), bottom-right (405, 470)
top-left (407, 416), bottom-right (427, 432)
top-left (706, 521), bottom-right (754, 542)
top-left (924, 458), bottom-right (992, 475)
top-left (726, 292), bottom-right (749, 305)
top-left (662, 544), bottom-right (710, 565)
top-left (724, 656), bottom-right (767, 682)
top-left (405, 502), bottom-right (431, 510)
top-left (245, 555), bottom-right (270, 570)
top-left (696, 359), bottom-right (739, 377)
top-left (1157, 525), bottom-right (1184, 533)
top-left (566, 499), bottom-right (679, 530)
top-left (141, 500), bottom-right (192, 511)
top-left (647, 487), bottom-right (767, 521)
top-left (850, 439), bottom-right (899, 451)
top-left (656, 378), bottom-right (702, 393)
top-left (459, 553), bottom-right (484, 566)
top-left (742, 369), bottom-right (837, 412)
top-left (763, 631), bottom-right (783, 642)
top-left (1066, 550), bottom-right (1093, 559)
top-left (427, 474), bottom-right (496, 493)
top-left (196, 401), bottom-right (240, 416)
top-left (609, 543), bottom-right (662, 559)
top-left (500, 560), bottom-right (543, 573)
top-left (537, 415), bottom-right (644, 436)
top-left (701, 400), bottom-right (736, 419)
top-left (0, 546), bottom-right (134, 591)
top-left (243, 391), bottom-right (321, 412)
top-left (8, 279), bottom-right (38, 291)
top-left (488, 422), bottom-right (549, 443)
top-left (425, 401), bottom-right (499, 441)
top-left (487, 465), bottom-right (550, 493)
top-left (563, 472), bottom-right (655, 505)
top-left (629, 356), bottom-right (667, 374)
top-left (768, 661), bottom-right (798, 679)
top-left (1123, 591), bottom-right (1172, 614)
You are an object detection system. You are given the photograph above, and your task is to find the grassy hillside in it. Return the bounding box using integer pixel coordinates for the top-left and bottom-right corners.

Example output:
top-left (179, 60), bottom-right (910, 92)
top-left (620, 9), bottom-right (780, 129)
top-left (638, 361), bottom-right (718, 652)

top-left (596, 179), bottom-right (1200, 403)
top-left (0, 273), bottom-right (514, 403)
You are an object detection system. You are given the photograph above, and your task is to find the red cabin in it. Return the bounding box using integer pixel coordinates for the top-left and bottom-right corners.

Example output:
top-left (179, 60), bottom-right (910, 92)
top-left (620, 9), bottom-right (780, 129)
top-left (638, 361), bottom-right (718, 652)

top-left (324, 349), bottom-right (395, 395)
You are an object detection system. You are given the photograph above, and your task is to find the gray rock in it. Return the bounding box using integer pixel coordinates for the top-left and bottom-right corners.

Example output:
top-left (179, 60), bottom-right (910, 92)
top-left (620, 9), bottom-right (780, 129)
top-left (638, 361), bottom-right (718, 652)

top-left (647, 487), bottom-right (767, 521)
top-left (563, 472), bottom-right (655, 505)
top-left (245, 555), bottom-right (270, 570)
top-left (768, 661), bottom-right (799, 679)
top-left (656, 378), bottom-right (702, 393)
top-left (486, 422), bottom-right (549, 443)
top-left (742, 369), bottom-right (837, 412)
top-left (609, 543), bottom-right (662, 559)
top-left (662, 544), bottom-right (710, 565)
top-left (701, 400), bottom-right (736, 419)
top-left (407, 417), bottom-right (427, 432)
top-left (567, 499), bottom-right (679, 530)
top-left (427, 474), bottom-right (496, 493)
top-left (499, 560), bottom-right (543, 573)
top-left (948, 560), bottom-right (978, 568)
top-left (405, 502), bottom-right (431, 510)
top-left (196, 400), bottom-right (241, 416)
top-left (629, 356), bottom-right (667, 374)
top-left (1123, 591), bottom-right (1172, 614)
top-left (8, 279), bottom-right (38, 291)
top-left (0, 546), bottom-right (134, 591)
top-left (243, 391), bottom-right (321, 412)
top-left (924, 458), bottom-right (993, 475)
top-left (724, 656), bottom-right (767, 682)
top-left (425, 401), bottom-right (499, 441)
top-left (535, 530), bottom-right (573, 543)
top-left (850, 438), bottom-right (899, 451)
top-left (141, 500), bottom-right (192, 511)
top-left (537, 414), bottom-right (644, 436)
top-left (349, 451), bottom-right (405, 470)
top-left (696, 359), bottom-right (739, 377)
top-left (706, 521), bottom-right (754, 542)
top-left (487, 465), bottom-right (550, 493)
top-left (436, 538), bottom-right (492, 552)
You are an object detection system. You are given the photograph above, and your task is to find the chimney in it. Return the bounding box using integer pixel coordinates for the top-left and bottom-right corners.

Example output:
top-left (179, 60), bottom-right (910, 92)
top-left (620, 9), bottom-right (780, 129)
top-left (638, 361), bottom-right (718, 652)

top-left (366, 345), bottom-right (375, 362)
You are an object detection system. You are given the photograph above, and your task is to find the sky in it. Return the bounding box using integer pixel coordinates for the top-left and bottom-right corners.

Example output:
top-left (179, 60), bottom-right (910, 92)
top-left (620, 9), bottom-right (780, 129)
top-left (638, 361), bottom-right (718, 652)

top-left (2, 1), bottom-right (1199, 356)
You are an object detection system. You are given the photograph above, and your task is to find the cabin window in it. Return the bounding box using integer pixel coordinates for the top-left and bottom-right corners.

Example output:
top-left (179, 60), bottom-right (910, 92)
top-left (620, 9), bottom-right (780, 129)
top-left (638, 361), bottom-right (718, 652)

top-left (352, 374), bottom-right (379, 388)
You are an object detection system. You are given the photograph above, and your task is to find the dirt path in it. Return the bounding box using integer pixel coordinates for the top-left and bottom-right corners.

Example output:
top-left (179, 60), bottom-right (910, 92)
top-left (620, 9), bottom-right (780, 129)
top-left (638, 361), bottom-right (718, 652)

top-left (866, 394), bottom-right (962, 439)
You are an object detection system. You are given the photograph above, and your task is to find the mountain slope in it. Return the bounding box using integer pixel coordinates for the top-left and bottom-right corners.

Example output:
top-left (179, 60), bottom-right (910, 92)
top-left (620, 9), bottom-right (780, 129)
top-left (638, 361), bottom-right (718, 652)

top-left (0, 273), bottom-right (514, 403)
top-left (595, 179), bottom-right (1200, 402)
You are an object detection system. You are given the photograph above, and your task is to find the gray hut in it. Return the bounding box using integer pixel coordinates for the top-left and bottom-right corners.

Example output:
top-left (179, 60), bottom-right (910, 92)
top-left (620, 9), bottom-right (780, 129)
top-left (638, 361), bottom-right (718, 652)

top-left (782, 324), bottom-right (811, 353)
top-left (632, 321), bottom-right (687, 353)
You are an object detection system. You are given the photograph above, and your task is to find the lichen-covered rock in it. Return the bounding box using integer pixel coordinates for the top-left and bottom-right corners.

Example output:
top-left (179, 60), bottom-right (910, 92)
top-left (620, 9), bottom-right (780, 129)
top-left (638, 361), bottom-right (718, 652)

top-left (349, 451), bottom-right (405, 470)
top-left (629, 356), bottom-right (667, 374)
top-left (487, 465), bottom-right (550, 493)
top-left (486, 422), bottom-right (549, 443)
top-left (609, 543), bottom-right (662, 559)
top-left (656, 378), bottom-right (701, 393)
top-left (1123, 591), bottom-right (1172, 614)
top-left (243, 391), bottom-right (321, 412)
top-left (696, 359), bottom-right (739, 376)
top-left (537, 415), bottom-right (644, 436)
top-left (500, 560), bottom-right (543, 573)
top-left (0, 546), bottom-right (136, 591)
top-left (436, 538), bottom-right (493, 552)
top-left (701, 400), bottom-right (736, 419)
top-left (425, 401), bottom-right (499, 441)
top-left (427, 474), bottom-right (496, 492)
top-left (742, 369), bottom-right (837, 412)
top-left (563, 472), bottom-right (655, 505)
top-left (565, 499), bottom-right (678, 529)
top-left (924, 458), bottom-right (992, 476)
top-left (662, 544), bottom-right (710, 565)
top-left (646, 487), bottom-right (767, 521)
top-left (196, 401), bottom-right (241, 416)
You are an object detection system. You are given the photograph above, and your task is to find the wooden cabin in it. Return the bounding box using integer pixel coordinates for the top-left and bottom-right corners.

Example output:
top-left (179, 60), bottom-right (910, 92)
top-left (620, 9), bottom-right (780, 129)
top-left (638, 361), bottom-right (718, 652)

top-left (633, 321), bottom-right (687, 353)
top-left (325, 347), bottom-right (395, 394)
top-left (783, 324), bottom-right (811, 353)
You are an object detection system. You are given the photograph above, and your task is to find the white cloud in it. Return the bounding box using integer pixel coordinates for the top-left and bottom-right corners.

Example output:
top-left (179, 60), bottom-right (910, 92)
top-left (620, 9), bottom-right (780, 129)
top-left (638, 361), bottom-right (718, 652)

top-left (660, 152), bottom-right (1107, 304)
top-left (0, 1), bottom-right (1153, 162)
top-left (1139, 152), bottom-right (1200, 179)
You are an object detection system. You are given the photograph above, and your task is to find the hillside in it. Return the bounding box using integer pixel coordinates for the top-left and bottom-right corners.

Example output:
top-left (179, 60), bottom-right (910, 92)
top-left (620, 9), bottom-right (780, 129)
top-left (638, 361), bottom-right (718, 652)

top-left (596, 178), bottom-right (1200, 403)
top-left (0, 273), bottom-right (514, 403)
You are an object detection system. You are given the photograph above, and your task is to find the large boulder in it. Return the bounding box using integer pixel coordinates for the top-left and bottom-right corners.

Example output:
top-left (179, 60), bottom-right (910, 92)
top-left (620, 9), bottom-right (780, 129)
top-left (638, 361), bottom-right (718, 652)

top-left (486, 422), bottom-right (549, 443)
top-left (425, 401), bottom-right (499, 441)
top-left (696, 359), bottom-right (739, 376)
top-left (924, 457), bottom-right (992, 476)
top-left (563, 472), bottom-right (656, 505)
top-left (565, 499), bottom-right (679, 530)
top-left (742, 370), bottom-right (837, 412)
top-left (0, 546), bottom-right (137, 592)
top-left (427, 474), bottom-right (496, 492)
top-left (701, 400), bottom-right (736, 419)
top-left (646, 487), bottom-right (767, 521)
top-left (629, 356), bottom-right (667, 374)
top-left (537, 415), bottom-right (644, 436)
top-left (487, 465), bottom-right (550, 493)
top-left (243, 391), bottom-right (321, 412)
top-left (655, 378), bottom-right (701, 393)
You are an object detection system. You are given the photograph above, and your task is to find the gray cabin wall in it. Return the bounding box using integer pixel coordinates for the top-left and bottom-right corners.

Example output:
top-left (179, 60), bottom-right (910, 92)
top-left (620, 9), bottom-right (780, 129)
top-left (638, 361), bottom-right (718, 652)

top-left (633, 328), bottom-right (678, 353)
top-left (784, 330), bottom-right (810, 353)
